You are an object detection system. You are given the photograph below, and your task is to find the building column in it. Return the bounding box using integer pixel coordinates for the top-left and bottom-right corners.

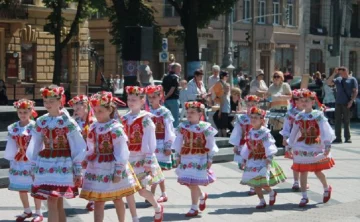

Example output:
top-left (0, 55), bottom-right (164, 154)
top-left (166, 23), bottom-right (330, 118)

top-left (269, 49), bottom-right (276, 83)
top-left (255, 49), bottom-right (261, 74)
top-left (293, 46), bottom-right (300, 76)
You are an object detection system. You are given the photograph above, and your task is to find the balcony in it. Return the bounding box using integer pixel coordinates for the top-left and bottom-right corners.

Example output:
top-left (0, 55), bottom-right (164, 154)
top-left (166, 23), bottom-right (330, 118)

top-left (0, 1), bottom-right (28, 20)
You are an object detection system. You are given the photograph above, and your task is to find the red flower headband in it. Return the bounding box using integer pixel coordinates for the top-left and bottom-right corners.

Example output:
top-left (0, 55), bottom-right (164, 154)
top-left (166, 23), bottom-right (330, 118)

top-left (244, 95), bottom-right (260, 103)
top-left (145, 85), bottom-right (163, 95)
top-left (292, 89), bottom-right (301, 99)
top-left (126, 86), bottom-right (145, 96)
top-left (89, 91), bottom-right (126, 108)
top-left (13, 99), bottom-right (38, 118)
top-left (68, 95), bottom-right (89, 107)
top-left (40, 86), bottom-right (64, 98)
top-left (249, 106), bottom-right (266, 118)
top-left (300, 89), bottom-right (316, 99)
top-left (185, 101), bottom-right (205, 110)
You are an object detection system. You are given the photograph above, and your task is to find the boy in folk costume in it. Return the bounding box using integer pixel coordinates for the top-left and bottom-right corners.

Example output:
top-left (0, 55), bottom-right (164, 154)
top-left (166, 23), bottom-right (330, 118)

top-left (240, 107), bottom-right (286, 209)
top-left (229, 95), bottom-right (261, 196)
top-left (145, 85), bottom-right (176, 203)
top-left (122, 86), bottom-right (165, 222)
top-left (80, 91), bottom-right (141, 222)
top-left (287, 89), bottom-right (335, 207)
top-left (26, 85), bottom-right (86, 222)
top-left (172, 101), bottom-right (218, 217)
top-left (5, 99), bottom-right (43, 222)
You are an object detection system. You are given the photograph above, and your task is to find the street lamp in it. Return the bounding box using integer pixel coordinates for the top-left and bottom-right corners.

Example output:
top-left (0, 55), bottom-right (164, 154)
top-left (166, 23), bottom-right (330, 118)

top-left (226, 64), bottom-right (235, 87)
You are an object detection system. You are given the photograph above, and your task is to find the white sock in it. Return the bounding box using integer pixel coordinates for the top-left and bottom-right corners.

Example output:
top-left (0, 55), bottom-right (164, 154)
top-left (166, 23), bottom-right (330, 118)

top-left (132, 216), bottom-right (140, 222)
top-left (35, 209), bottom-right (42, 216)
top-left (302, 192), bottom-right (308, 199)
top-left (259, 198), bottom-right (266, 204)
top-left (200, 192), bottom-right (205, 199)
top-left (191, 204), bottom-right (198, 211)
top-left (162, 192), bottom-right (167, 197)
top-left (294, 180), bottom-right (299, 184)
top-left (154, 203), bottom-right (161, 212)
top-left (24, 207), bottom-right (31, 214)
top-left (269, 190), bottom-right (275, 196)
top-left (324, 186), bottom-right (329, 191)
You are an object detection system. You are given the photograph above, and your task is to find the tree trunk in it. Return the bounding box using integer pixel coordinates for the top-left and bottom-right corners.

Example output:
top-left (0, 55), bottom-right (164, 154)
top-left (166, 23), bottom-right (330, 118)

top-left (183, 0), bottom-right (199, 62)
top-left (52, 2), bottom-right (63, 85)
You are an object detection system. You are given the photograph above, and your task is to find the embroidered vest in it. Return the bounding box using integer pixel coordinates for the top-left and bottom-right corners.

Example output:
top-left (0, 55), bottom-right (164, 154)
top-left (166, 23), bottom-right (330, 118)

top-left (152, 116), bottom-right (165, 140)
top-left (87, 129), bottom-right (115, 163)
top-left (246, 139), bottom-right (266, 160)
top-left (123, 116), bottom-right (144, 152)
top-left (180, 128), bottom-right (209, 155)
top-left (240, 124), bottom-right (252, 146)
top-left (12, 135), bottom-right (31, 162)
top-left (296, 119), bottom-right (320, 145)
top-left (39, 127), bottom-right (71, 158)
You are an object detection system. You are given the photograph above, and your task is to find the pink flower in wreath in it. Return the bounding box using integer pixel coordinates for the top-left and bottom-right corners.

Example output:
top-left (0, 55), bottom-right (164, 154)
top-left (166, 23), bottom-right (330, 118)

top-left (49, 168), bottom-right (54, 174)
top-left (62, 167), bottom-right (67, 173)
top-left (135, 162), bottom-right (141, 168)
top-left (23, 170), bottom-right (28, 175)
top-left (39, 167), bottom-right (44, 173)
top-left (294, 151), bottom-right (299, 156)
top-left (103, 176), bottom-right (109, 183)
top-left (188, 163), bottom-right (193, 168)
top-left (252, 168), bottom-right (257, 172)
top-left (303, 151), bottom-right (307, 156)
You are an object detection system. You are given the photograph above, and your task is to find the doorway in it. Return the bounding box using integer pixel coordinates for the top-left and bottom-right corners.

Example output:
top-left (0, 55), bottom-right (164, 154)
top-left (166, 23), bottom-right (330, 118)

top-left (260, 51), bottom-right (271, 85)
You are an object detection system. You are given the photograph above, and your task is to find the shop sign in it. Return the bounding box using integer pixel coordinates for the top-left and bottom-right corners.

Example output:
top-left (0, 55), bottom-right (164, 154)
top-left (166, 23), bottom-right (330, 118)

top-left (6, 53), bottom-right (19, 78)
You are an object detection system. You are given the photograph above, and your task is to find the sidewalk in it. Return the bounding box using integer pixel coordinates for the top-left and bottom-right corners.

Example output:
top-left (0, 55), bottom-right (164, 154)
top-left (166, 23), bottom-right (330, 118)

top-left (1, 137), bottom-right (360, 221)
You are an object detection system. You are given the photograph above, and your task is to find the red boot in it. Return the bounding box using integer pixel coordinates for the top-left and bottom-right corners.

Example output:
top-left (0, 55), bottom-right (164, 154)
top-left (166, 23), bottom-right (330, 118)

top-left (256, 202), bottom-right (267, 209)
top-left (86, 201), bottom-right (94, 211)
top-left (31, 215), bottom-right (44, 222)
top-left (299, 198), bottom-right (309, 207)
top-left (199, 193), bottom-right (208, 211)
top-left (323, 185), bottom-right (332, 203)
top-left (269, 191), bottom-right (277, 206)
top-left (16, 212), bottom-right (32, 222)
top-left (185, 209), bottom-right (199, 217)
top-left (154, 204), bottom-right (164, 222)
top-left (157, 195), bottom-right (168, 203)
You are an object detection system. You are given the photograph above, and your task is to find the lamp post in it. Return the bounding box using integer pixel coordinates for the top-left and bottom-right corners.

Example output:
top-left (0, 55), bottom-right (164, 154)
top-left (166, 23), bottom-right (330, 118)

top-left (221, 6), bottom-right (234, 87)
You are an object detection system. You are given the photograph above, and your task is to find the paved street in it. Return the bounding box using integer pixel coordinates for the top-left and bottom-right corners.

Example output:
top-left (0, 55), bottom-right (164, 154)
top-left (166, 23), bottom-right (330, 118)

top-left (0, 124), bottom-right (360, 222)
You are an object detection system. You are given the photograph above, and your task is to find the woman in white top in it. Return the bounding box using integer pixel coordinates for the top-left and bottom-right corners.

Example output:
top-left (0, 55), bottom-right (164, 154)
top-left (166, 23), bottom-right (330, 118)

top-left (249, 69), bottom-right (268, 97)
top-left (186, 69), bottom-right (209, 102)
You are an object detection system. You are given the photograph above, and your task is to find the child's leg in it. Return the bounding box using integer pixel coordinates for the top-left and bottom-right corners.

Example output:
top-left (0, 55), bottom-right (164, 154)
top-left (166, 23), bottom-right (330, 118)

top-left (254, 187), bottom-right (266, 208)
top-left (47, 197), bottom-right (59, 222)
top-left (113, 198), bottom-right (126, 222)
top-left (125, 194), bottom-right (138, 221)
top-left (151, 184), bottom-right (157, 195)
top-left (159, 181), bottom-right (166, 196)
top-left (189, 185), bottom-right (201, 206)
top-left (94, 201), bottom-right (105, 222)
top-left (314, 171), bottom-right (328, 189)
top-left (57, 197), bottom-right (66, 222)
top-left (138, 189), bottom-right (163, 220)
top-left (299, 171), bottom-right (310, 206)
top-left (263, 186), bottom-right (277, 205)
top-left (19, 192), bottom-right (31, 212)
top-left (34, 197), bottom-right (43, 215)
top-left (293, 170), bottom-right (299, 183)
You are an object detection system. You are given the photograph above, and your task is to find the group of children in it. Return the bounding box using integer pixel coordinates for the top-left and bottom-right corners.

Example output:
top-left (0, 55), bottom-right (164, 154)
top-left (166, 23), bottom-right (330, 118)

top-left (5, 84), bottom-right (218, 222)
top-left (230, 89), bottom-right (335, 208)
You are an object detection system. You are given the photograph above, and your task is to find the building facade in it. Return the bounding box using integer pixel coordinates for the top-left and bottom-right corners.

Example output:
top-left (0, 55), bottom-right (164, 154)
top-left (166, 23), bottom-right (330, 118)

top-left (1, 0), bottom-right (90, 101)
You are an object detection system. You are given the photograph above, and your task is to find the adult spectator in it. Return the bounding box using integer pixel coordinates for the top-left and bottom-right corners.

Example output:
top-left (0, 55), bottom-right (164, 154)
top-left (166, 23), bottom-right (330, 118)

top-left (249, 69), bottom-right (268, 97)
top-left (327, 66), bottom-right (358, 143)
top-left (162, 63), bottom-right (181, 127)
top-left (314, 71), bottom-right (323, 88)
top-left (0, 80), bottom-right (8, 105)
top-left (187, 69), bottom-right (208, 104)
top-left (267, 71), bottom-right (292, 109)
top-left (239, 74), bottom-right (250, 98)
top-left (228, 87), bottom-right (243, 132)
top-left (208, 65), bottom-right (220, 90)
top-left (138, 60), bottom-right (154, 87)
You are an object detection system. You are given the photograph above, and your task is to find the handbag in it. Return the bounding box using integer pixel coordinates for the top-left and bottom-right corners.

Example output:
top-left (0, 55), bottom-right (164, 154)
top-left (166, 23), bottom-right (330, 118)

top-left (341, 79), bottom-right (356, 111)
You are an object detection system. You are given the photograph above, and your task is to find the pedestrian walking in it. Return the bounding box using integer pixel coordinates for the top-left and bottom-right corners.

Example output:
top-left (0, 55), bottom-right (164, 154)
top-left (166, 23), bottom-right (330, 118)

top-left (240, 107), bottom-right (286, 209)
top-left (138, 61), bottom-right (154, 87)
top-left (326, 67), bottom-right (358, 143)
top-left (26, 85), bottom-right (86, 222)
top-left (145, 85), bottom-right (176, 203)
top-left (5, 99), bottom-right (43, 222)
top-left (172, 101), bottom-right (218, 217)
top-left (287, 89), bottom-right (335, 207)
top-left (122, 86), bottom-right (165, 222)
top-left (80, 92), bottom-right (140, 222)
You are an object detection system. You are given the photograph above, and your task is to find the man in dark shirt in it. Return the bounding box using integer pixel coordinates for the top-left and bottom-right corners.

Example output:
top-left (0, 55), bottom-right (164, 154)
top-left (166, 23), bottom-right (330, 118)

top-left (327, 66), bottom-right (358, 143)
top-left (162, 63), bottom-right (181, 127)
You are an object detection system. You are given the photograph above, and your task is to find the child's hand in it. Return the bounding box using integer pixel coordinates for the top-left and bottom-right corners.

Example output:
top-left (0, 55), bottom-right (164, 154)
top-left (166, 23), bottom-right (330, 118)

top-left (74, 176), bottom-right (82, 187)
top-left (282, 139), bottom-right (288, 147)
top-left (164, 149), bottom-right (172, 156)
top-left (207, 162), bottom-right (212, 169)
top-left (113, 175), bottom-right (121, 183)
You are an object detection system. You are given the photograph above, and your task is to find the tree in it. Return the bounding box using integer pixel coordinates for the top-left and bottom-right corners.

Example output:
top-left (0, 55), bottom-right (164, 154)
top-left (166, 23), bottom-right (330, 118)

top-left (43, 0), bottom-right (97, 85)
top-left (166, 0), bottom-right (237, 76)
top-left (107, 0), bottom-right (161, 52)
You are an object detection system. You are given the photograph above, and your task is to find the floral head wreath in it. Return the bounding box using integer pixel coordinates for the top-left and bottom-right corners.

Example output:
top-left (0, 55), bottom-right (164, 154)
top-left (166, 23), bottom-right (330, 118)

top-left (244, 95), bottom-right (260, 103)
top-left (249, 106), bottom-right (266, 118)
top-left (292, 89), bottom-right (301, 99)
top-left (126, 86), bottom-right (145, 96)
top-left (300, 89), bottom-right (316, 99)
top-left (145, 85), bottom-right (163, 95)
top-left (40, 86), bottom-right (64, 99)
top-left (185, 101), bottom-right (205, 110)
top-left (68, 95), bottom-right (89, 107)
top-left (13, 99), bottom-right (38, 118)
top-left (89, 91), bottom-right (126, 108)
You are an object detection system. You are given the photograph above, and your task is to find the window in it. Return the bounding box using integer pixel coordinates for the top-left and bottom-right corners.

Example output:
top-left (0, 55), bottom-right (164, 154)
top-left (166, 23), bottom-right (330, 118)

top-left (309, 49), bottom-right (324, 74)
top-left (287, 3), bottom-right (294, 26)
top-left (21, 43), bottom-right (36, 82)
top-left (275, 48), bottom-right (294, 75)
top-left (233, 2), bottom-right (238, 22)
top-left (258, 0), bottom-right (266, 24)
top-left (310, 0), bottom-right (321, 28)
top-left (273, 1), bottom-right (280, 25)
top-left (243, 0), bottom-right (251, 22)
top-left (164, 0), bottom-right (178, 17)
top-left (349, 51), bottom-right (357, 77)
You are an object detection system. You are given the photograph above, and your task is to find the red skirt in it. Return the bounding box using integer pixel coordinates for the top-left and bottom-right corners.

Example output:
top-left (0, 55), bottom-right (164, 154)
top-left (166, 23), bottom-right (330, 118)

top-left (31, 184), bottom-right (79, 200)
top-left (292, 158), bottom-right (335, 172)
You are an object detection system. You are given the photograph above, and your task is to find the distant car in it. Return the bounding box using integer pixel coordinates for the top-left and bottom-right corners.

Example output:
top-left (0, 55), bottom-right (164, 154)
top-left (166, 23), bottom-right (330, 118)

top-left (153, 80), bottom-right (162, 86)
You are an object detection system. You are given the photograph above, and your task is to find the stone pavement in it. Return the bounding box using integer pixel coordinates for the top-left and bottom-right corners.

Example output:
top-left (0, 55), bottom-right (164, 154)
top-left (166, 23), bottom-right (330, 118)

top-left (0, 129), bottom-right (360, 221)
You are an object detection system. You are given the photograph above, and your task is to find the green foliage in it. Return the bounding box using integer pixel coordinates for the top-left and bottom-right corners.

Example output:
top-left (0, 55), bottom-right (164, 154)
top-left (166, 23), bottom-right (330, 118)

top-left (107, 0), bottom-right (162, 51)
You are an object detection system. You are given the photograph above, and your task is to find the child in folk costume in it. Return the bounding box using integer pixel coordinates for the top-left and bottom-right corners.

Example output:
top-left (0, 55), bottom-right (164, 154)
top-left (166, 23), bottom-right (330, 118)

top-left (145, 85), bottom-right (176, 203)
top-left (240, 107), bottom-right (286, 209)
top-left (68, 95), bottom-right (96, 211)
top-left (172, 101), bottom-right (218, 217)
top-left (229, 95), bottom-right (261, 196)
top-left (80, 91), bottom-right (141, 222)
top-left (26, 85), bottom-right (86, 222)
top-left (122, 86), bottom-right (165, 222)
top-left (287, 89), bottom-right (335, 207)
top-left (5, 99), bottom-right (43, 222)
